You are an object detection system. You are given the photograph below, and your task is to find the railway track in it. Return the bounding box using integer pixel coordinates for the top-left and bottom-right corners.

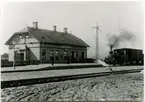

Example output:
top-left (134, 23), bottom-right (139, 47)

top-left (1, 68), bottom-right (143, 89)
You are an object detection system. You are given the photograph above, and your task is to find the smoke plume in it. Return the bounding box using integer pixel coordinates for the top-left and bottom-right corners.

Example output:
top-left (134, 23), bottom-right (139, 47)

top-left (107, 29), bottom-right (136, 49)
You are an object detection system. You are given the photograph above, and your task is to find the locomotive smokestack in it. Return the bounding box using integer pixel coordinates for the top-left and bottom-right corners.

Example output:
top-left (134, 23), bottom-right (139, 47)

top-left (109, 45), bottom-right (113, 54)
top-left (110, 45), bottom-right (113, 52)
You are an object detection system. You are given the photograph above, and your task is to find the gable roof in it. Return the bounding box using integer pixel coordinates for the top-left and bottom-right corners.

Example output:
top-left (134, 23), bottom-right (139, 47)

top-left (5, 27), bottom-right (89, 47)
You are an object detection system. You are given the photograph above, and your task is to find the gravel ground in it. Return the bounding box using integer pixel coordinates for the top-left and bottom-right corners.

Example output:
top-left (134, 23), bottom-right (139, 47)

top-left (1, 72), bottom-right (143, 101)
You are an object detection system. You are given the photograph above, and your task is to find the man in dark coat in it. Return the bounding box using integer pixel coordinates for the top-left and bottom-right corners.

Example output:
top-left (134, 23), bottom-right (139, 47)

top-left (51, 56), bottom-right (54, 65)
top-left (67, 56), bottom-right (70, 64)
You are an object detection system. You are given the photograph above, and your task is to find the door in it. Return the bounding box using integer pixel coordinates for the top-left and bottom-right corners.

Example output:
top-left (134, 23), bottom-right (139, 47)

top-left (20, 53), bottom-right (24, 61)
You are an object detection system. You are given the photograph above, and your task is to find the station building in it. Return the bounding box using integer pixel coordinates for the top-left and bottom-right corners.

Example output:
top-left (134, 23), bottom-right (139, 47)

top-left (5, 22), bottom-right (89, 63)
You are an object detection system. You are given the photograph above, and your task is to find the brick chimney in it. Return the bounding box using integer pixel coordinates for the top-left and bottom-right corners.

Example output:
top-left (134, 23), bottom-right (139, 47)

top-left (53, 25), bottom-right (57, 32)
top-left (33, 22), bottom-right (38, 29)
top-left (63, 28), bottom-right (67, 33)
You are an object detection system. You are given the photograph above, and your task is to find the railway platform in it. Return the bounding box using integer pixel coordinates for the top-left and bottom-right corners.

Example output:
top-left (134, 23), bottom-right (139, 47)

top-left (1, 66), bottom-right (143, 82)
top-left (1, 63), bottom-right (103, 73)
top-left (1, 65), bottom-right (143, 88)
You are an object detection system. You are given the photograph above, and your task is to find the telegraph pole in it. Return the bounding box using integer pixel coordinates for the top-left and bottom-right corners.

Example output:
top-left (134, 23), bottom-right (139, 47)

top-left (92, 23), bottom-right (101, 63)
top-left (118, 20), bottom-right (120, 34)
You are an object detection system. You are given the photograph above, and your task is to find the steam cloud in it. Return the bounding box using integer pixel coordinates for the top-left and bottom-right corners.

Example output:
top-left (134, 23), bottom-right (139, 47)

top-left (108, 29), bottom-right (136, 48)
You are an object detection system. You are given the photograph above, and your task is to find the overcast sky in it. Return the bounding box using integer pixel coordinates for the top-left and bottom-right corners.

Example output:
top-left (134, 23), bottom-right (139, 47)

top-left (0, 1), bottom-right (144, 59)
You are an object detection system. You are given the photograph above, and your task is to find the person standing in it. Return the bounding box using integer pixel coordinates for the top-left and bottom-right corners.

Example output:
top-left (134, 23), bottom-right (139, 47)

top-left (51, 56), bottom-right (54, 65)
top-left (67, 56), bottom-right (70, 64)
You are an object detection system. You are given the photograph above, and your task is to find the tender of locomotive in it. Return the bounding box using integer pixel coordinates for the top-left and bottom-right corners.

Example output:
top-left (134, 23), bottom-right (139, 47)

top-left (105, 48), bottom-right (144, 65)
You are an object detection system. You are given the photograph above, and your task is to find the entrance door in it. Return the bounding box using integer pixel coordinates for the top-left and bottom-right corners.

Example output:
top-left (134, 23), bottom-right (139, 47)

top-left (20, 53), bottom-right (24, 61)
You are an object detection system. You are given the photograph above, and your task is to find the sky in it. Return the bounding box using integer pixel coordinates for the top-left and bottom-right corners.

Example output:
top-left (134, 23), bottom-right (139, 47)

top-left (0, 1), bottom-right (144, 59)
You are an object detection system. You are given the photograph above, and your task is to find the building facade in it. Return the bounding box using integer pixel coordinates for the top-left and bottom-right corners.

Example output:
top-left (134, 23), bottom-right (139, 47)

top-left (5, 22), bottom-right (89, 63)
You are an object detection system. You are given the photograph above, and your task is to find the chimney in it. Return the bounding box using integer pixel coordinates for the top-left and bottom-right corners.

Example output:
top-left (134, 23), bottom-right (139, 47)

top-left (63, 28), bottom-right (67, 33)
top-left (109, 45), bottom-right (113, 54)
top-left (33, 22), bottom-right (38, 29)
top-left (53, 25), bottom-right (57, 32)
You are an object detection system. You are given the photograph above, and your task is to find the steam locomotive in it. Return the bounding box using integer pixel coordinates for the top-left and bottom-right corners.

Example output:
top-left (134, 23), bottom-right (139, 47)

top-left (104, 48), bottom-right (144, 65)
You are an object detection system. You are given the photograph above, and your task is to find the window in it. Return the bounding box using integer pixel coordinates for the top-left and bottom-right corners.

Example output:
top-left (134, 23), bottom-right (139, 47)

top-left (50, 50), bottom-right (54, 60)
top-left (25, 34), bottom-right (32, 38)
top-left (71, 51), bottom-right (74, 59)
top-left (64, 51), bottom-right (67, 55)
top-left (124, 50), bottom-right (126, 56)
top-left (74, 52), bottom-right (76, 58)
top-left (64, 51), bottom-right (67, 60)
top-left (19, 35), bottom-right (23, 39)
top-left (114, 51), bottom-right (118, 56)
top-left (55, 50), bottom-right (59, 60)
top-left (50, 50), bottom-right (53, 55)
top-left (42, 49), bottom-right (47, 60)
top-left (60, 52), bottom-right (63, 59)
top-left (14, 36), bottom-right (19, 43)
top-left (76, 51), bottom-right (78, 58)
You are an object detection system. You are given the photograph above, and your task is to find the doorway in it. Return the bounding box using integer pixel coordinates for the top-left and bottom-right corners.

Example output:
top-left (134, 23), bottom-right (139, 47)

top-left (20, 53), bottom-right (24, 61)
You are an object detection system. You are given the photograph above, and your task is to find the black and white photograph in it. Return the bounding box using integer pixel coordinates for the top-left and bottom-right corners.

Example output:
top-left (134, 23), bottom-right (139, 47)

top-left (0, 1), bottom-right (144, 101)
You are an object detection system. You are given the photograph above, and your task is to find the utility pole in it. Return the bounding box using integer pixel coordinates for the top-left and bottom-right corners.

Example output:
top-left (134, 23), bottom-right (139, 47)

top-left (118, 20), bottom-right (120, 35)
top-left (92, 23), bottom-right (101, 63)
